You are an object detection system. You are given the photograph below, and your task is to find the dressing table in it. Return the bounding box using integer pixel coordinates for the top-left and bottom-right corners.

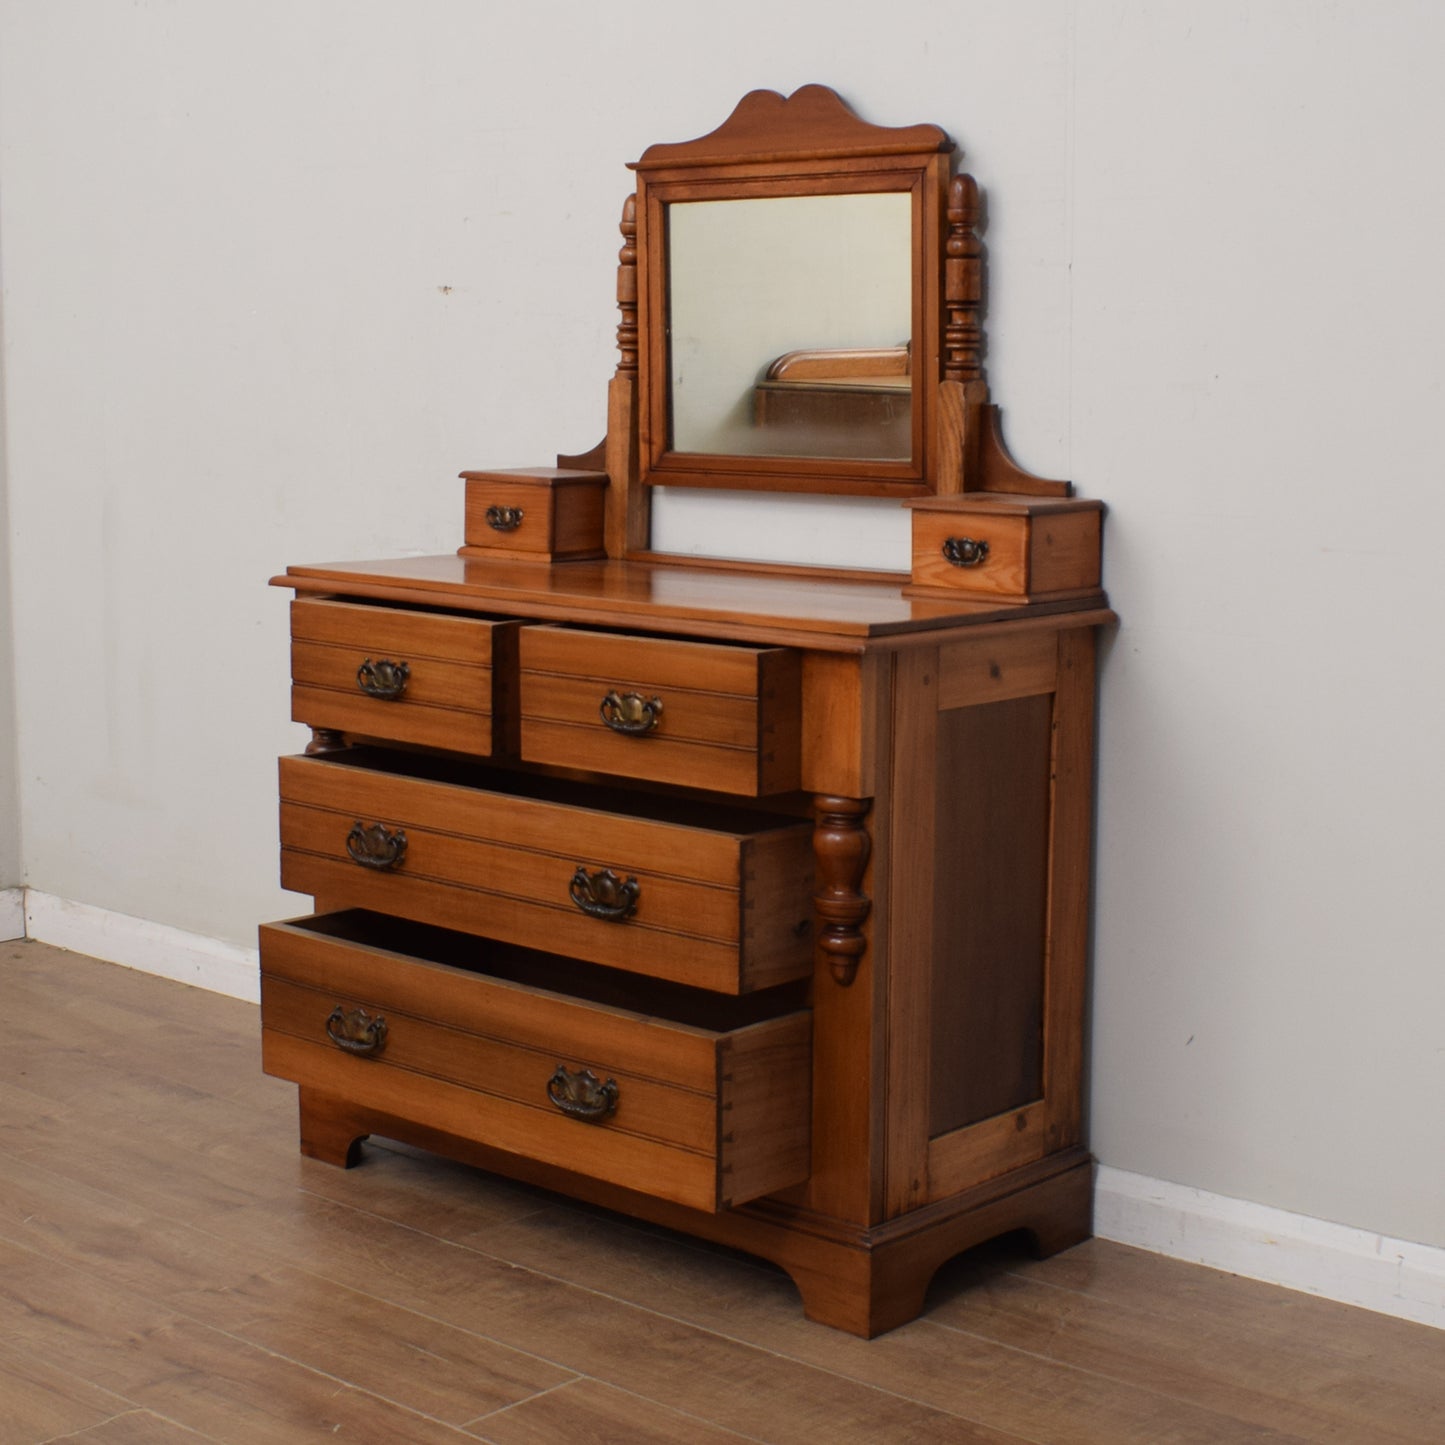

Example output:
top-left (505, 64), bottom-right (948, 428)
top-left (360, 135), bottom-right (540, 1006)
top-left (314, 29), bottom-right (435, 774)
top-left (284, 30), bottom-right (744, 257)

top-left (261, 85), bottom-right (1111, 1336)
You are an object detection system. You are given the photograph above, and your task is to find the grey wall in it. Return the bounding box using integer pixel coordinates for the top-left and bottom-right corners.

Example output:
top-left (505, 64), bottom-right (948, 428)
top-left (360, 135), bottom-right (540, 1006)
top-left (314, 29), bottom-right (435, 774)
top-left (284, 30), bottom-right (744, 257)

top-left (0, 417), bottom-right (19, 891)
top-left (0, 0), bottom-right (1440, 1249)
top-left (0, 222), bottom-right (19, 894)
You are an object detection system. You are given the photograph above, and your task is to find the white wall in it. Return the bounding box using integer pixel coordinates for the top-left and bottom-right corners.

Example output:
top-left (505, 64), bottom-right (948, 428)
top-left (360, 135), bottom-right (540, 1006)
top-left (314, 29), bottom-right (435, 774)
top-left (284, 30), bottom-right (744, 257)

top-left (0, 396), bottom-right (19, 889)
top-left (0, 1), bottom-right (1440, 1254)
top-left (1074, 0), bottom-right (1445, 1252)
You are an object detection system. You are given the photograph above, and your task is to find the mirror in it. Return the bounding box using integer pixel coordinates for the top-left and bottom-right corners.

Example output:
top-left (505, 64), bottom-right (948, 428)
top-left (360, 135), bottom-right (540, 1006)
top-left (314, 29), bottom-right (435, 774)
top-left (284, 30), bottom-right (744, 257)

top-left (667, 192), bottom-right (913, 461)
top-left (631, 86), bottom-right (956, 500)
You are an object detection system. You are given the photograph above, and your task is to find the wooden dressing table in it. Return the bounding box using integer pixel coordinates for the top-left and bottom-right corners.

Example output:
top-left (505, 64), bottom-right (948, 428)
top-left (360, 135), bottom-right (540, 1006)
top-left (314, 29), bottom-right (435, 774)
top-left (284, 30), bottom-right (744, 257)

top-left (261, 86), bottom-right (1111, 1337)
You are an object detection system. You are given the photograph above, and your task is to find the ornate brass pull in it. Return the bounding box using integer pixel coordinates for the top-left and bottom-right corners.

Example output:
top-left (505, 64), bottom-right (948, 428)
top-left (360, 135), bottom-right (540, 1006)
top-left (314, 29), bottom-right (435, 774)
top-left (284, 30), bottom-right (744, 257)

top-left (326, 1005), bottom-right (388, 1056)
top-left (599, 691), bottom-right (663, 736)
top-left (547, 1065), bottom-right (618, 1122)
top-left (569, 865), bottom-right (639, 921)
top-left (346, 821), bottom-right (407, 870)
top-left (942, 536), bottom-right (990, 568)
top-left (356, 658), bottom-right (410, 700)
top-left (485, 505), bottom-right (525, 532)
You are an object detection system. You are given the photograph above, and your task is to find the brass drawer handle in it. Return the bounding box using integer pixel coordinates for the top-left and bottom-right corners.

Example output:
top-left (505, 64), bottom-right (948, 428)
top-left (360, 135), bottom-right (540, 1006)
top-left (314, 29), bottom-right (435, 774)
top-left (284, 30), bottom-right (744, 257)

top-left (356, 658), bottom-right (410, 700)
top-left (326, 1005), bottom-right (388, 1056)
top-left (485, 504), bottom-right (525, 532)
top-left (599, 691), bottom-right (663, 736)
top-left (547, 1065), bottom-right (618, 1122)
top-left (942, 536), bottom-right (990, 568)
top-left (569, 865), bottom-right (639, 921)
top-left (346, 821), bottom-right (407, 870)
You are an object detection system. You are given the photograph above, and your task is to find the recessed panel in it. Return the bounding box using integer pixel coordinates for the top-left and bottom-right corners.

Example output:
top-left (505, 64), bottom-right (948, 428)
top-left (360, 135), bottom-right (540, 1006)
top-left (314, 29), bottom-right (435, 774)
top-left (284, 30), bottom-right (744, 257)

top-left (928, 694), bottom-right (1053, 1137)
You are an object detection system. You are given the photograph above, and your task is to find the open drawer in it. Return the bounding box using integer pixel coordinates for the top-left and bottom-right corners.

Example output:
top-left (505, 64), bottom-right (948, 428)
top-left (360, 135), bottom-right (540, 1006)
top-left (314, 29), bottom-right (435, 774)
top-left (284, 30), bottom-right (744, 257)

top-left (279, 749), bottom-right (815, 994)
top-left (290, 598), bottom-right (518, 756)
top-left (518, 626), bottom-right (801, 796)
top-left (260, 911), bottom-right (812, 1212)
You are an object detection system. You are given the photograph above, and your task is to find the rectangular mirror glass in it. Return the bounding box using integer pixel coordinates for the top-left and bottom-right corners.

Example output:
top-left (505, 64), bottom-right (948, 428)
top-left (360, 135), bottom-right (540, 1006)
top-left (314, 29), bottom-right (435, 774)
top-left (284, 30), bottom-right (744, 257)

top-left (666, 192), bottom-right (913, 462)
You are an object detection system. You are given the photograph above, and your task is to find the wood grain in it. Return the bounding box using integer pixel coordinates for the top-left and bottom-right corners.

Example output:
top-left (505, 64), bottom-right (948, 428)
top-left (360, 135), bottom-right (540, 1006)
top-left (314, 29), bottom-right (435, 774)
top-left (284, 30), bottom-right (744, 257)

top-left (633, 86), bottom-right (948, 501)
top-left (0, 1340), bottom-right (130, 1444)
top-left (605, 196), bottom-right (646, 556)
top-left (937, 629), bottom-right (1058, 709)
top-left (883, 644), bottom-right (940, 1218)
top-left (520, 625), bottom-right (786, 696)
top-left (291, 598), bottom-right (499, 663)
top-left (273, 1041), bottom-right (731, 1211)
top-left (278, 753), bottom-right (813, 992)
top-left (282, 850), bottom-right (752, 993)
top-left (41, 1411), bottom-right (221, 1444)
top-left (261, 975), bottom-right (720, 1150)
top-left (0, 1240), bottom-right (478, 1445)
top-left (290, 684), bottom-right (494, 755)
top-left (911, 507), bottom-right (1033, 596)
top-left (7, 939), bottom-right (1443, 1444)
top-left (931, 1243), bottom-right (1445, 1443)
top-left (1037, 628), bottom-right (1097, 1154)
top-left (928, 694), bottom-right (1052, 1137)
top-left (277, 552), bottom-right (1115, 649)
top-left (717, 1013), bottom-right (813, 1209)
top-left (518, 626), bottom-right (801, 795)
top-left (0, 1155), bottom-right (571, 1432)
top-left (460, 471), bottom-right (607, 561)
top-left (907, 496), bottom-right (1103, 602)
top-left (289, 600), bottom-right (513, 755)
top-left (469, 1378), bottom-right (757, 1444)
top-left (281, 800), bottom-right (744, 943)
top-left (261, 920), bottom-right (729, 1087)
top-left (260, 920), bottom-right (812, 1210)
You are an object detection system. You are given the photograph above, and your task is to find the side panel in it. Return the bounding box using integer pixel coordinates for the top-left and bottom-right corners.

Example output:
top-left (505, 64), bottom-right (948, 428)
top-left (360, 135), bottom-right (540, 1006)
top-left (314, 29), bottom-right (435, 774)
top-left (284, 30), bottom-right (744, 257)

top-left (884, 626), bottom-right (1098, 1212)
top-left (928, 692), bottom-right (1052, 1135)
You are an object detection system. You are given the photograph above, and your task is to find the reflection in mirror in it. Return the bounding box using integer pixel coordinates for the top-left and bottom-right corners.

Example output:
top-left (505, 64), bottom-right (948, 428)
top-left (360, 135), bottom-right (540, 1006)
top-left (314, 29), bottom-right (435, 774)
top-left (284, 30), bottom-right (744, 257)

top-left (667, 192), bottom-right (912, 461)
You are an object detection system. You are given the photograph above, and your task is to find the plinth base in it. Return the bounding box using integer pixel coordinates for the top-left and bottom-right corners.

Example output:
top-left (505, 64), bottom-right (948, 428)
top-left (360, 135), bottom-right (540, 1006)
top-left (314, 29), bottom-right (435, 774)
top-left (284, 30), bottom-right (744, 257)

top-left (295, 1086), bottom-right (1093, 1338)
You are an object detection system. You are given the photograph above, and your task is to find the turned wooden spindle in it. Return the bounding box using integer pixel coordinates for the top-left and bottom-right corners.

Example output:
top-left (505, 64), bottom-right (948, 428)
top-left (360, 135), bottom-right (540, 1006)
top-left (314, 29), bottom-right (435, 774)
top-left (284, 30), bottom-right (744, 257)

top-left (615, 194), bottom-right (638, 376)
top-left (944, 173), bottom-right (983, 384)
top-left (304, 727), bottom-right (346, 756)
top-left (812, 795), bottom-right (872, 986)
top-left (605, 192), bottom-right (644, 558)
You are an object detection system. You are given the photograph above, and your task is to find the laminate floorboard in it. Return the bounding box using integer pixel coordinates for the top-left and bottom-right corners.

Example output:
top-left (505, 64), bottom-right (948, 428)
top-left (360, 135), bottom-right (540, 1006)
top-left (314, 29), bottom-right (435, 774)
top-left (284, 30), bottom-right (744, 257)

top-left (0, 939), bottom-right (1439, 1444)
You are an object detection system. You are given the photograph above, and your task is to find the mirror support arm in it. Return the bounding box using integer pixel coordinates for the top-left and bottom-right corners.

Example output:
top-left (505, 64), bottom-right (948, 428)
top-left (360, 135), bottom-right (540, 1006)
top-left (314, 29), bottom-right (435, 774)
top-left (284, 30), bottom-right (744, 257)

top-left (607, 194), bottom-right (648, 557)
top-left (943, 174), bottom-right (984, 385)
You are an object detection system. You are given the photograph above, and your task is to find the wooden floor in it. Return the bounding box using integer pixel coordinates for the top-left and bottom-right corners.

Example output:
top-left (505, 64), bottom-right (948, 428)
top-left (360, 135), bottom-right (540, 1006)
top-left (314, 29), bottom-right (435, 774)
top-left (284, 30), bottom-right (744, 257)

top-left (1, 940), bottom-right (1441, 1445)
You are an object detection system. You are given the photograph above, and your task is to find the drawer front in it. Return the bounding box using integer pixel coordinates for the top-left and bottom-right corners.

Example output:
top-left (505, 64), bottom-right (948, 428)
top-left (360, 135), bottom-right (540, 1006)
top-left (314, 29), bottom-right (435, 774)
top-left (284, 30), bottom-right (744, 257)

top-left (910, 508), bottom-right (1101, 600)
top-left (290, 599), bottom-right (517, 756)
top-left (278, 754), bottom-right (815, 993)
top-left (259, 915), bottom-right (811, 1212)
top-left (518, 628), bottom-right (801, 796)
top-left (910, 511), bottom-right (1032, 597)
top-left (463, 480), bottom-right (558, 556)
top-left (461, 471), bottom-right (606, 561)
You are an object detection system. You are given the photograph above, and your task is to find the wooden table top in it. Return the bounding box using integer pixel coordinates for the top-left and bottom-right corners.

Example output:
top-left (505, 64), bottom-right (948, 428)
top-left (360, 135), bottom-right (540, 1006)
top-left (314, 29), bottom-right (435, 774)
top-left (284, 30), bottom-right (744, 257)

top-left (275, 553), bottom-right (1112, 652)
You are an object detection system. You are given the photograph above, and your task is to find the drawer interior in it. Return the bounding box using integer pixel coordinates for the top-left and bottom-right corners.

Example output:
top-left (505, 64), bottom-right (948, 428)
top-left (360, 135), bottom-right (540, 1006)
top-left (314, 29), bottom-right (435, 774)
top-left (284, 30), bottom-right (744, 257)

top-left (281, 909), bottom-right (809, 1031)
top-left (310, 745), bottom-right (810, 834)
top-left (263, 908), bottom-right (813, 1210)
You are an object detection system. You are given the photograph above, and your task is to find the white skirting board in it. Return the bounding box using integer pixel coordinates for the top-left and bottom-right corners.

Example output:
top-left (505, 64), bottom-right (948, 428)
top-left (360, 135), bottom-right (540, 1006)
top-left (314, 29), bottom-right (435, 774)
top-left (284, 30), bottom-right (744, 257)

top-left (8, 887), bottom-right (1443, 1331)
top-left (1095, 1165), bottom-right (1445, 1331)
top-left (22, 889), bottom-right (260, 1004)
top-left (0, 887), bottom-right (23, 942)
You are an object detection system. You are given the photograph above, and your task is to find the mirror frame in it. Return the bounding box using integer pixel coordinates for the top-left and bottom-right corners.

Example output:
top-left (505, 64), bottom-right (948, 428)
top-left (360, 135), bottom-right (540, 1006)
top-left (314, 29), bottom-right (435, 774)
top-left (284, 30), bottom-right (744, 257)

top-left (631, 86), bottom-right (955, 498)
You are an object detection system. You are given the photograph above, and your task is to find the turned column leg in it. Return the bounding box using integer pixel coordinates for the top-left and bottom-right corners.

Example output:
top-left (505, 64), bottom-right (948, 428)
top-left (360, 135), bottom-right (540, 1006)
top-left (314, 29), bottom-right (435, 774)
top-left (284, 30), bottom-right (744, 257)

top-left (297, 1087), bottom-right (371, 1168)
top-left (812, 795), bottom-right (872, 986)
